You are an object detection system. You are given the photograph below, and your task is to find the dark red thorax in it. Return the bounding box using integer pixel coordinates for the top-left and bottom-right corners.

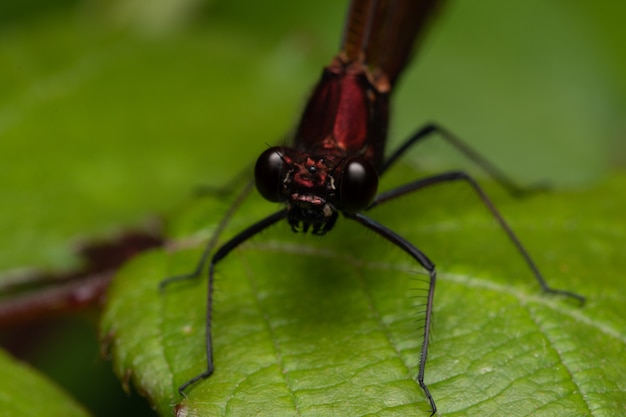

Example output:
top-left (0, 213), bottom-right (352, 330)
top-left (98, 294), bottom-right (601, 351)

top-left (254, 0), bottom-right (443, 235)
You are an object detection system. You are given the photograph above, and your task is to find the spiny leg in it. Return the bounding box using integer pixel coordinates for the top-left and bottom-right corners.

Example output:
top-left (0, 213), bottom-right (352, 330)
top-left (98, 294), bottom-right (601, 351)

top-left (160, 180), bottom-right (255, 289)
top-left (177, 209), bottom-right (287, 395)
top-left (381, 123), bottom-right (545, 197)
top-left (345, 212), bottom-right (438, 415)
top-left (370, 170), bottom-right (585, 303)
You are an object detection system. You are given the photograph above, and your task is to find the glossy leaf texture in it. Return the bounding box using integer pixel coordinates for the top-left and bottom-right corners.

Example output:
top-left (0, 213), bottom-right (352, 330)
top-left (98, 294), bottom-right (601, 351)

top-left (1, 0), bottom-right (625, 416)
top-left (101, 172), bottom-right (626, 416)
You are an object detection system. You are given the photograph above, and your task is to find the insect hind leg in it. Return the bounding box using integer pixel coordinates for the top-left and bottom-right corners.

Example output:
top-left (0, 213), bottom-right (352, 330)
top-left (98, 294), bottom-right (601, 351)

top-left (369, 170), bottom-right (585, 304)
top-left (381, 123), bottom-right (547, 197)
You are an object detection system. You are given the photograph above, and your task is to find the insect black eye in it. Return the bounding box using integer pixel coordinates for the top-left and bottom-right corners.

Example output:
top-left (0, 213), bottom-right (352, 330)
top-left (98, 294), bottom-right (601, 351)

top-left (255, 147), bottom-right (285, 202)
top-left (338, 157), bottom-right (378, 212)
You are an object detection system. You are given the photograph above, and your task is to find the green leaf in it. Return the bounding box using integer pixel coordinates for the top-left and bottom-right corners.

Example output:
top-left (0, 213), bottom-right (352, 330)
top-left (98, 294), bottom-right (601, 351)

top-left (1, 0), bottom-right (620, 274)
top-left (0, 0), bottom-right (337, 273)
top-left (0, 349), bottom-right (92, 417)
top-left (101, 173), bottom-right (626, 416)
top-left (2, 0), bottom-right (624, 415)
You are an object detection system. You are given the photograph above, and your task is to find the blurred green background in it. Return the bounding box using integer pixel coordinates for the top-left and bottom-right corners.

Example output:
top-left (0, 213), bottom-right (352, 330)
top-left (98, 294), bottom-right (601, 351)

top-left (0, 0), bottom-right (624, 415)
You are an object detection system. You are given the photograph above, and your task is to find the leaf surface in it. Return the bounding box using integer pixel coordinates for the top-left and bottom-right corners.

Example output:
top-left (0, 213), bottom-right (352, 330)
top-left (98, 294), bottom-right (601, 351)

top-left (0, 349), bottom-right (92, 417)
top-left (102, 174), bottom-right (626, 416)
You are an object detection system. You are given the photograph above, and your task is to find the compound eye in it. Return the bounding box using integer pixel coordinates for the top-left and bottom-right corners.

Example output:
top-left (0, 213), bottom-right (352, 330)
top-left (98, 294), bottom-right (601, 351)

top-left (255, 147), bottom-right (285, 202)
top-left (338, 157), bottom-right (378, 212)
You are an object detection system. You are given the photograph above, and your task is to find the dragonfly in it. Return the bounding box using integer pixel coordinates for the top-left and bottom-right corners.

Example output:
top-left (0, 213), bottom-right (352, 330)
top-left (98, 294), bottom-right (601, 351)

top-left (163, 0), bottom-right (585, 414)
